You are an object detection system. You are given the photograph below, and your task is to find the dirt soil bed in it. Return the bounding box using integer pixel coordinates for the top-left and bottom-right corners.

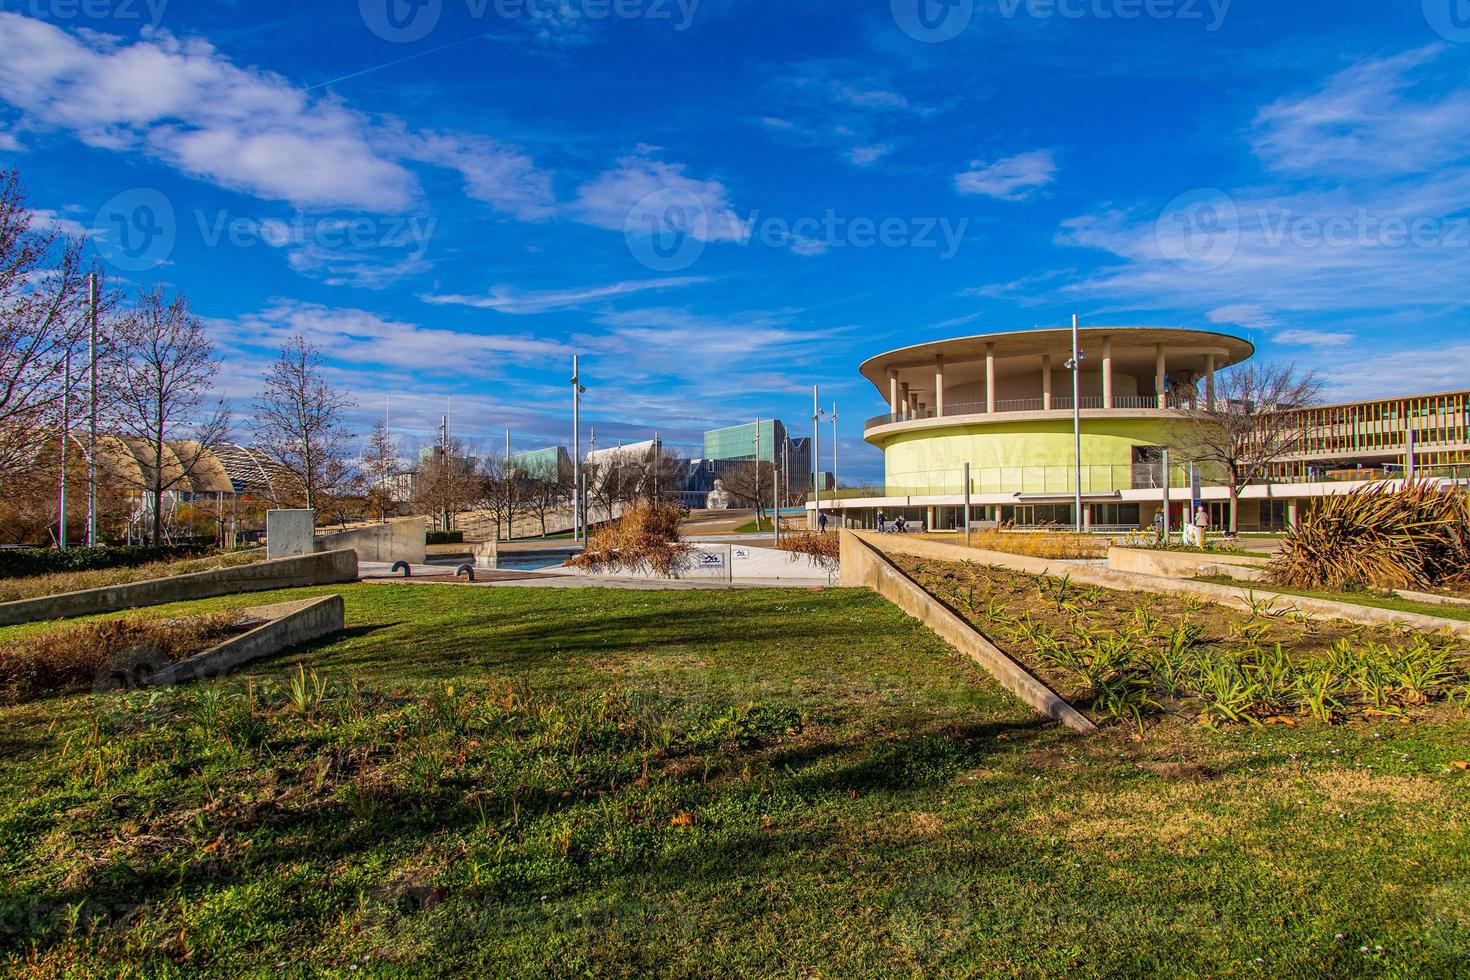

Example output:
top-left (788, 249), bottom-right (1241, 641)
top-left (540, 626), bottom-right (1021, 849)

top-left (895, 555), bottom-right (1470, 730)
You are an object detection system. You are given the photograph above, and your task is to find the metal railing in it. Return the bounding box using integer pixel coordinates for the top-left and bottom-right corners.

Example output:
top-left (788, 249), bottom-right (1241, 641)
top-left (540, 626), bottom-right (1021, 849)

top-left (864, 395), bottom-right (1195, 431)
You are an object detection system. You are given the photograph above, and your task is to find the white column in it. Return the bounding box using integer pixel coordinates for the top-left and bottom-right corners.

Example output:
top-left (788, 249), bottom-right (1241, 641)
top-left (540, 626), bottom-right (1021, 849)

top-left (908, 391), bottom-right (919, 419)
top-left (888, 369), bottom-right (900, 416)
top-left (1205, 353), bottom-right (1216, 410)
top-left (900, 382), bottom-right (910, 420)
top-left (1102, 335), bottom-right (1113, 409)
top-left (985, 343), bottom-right (996, 413)
top-left (1155, 343), bottom-right (1167, 409)
top-left (1042, 353), bottom-right (1053, 410)
top-left (934, 355), bottom-right (945, 418)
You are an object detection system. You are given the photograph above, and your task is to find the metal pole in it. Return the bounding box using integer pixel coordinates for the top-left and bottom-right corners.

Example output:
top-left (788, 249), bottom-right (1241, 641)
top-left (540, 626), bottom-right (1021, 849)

top-left (86, 272), bottom-right (98, 548)
top-left (754, 417), bottom-right (761, 531)
top-left (812, 385), bottom-right (821, 529)
top-left (1162, 448), bottom-right (1172, 542)
top-left (963, 462), bottom-right (972, 547)
top-left (831, 402), bottom-right (839, 491)
top-left (59, 349), bottom-right (71, 549)
top-left (571, 355), bottom-right (581, 544)
top-left (1406, 425), bottom-right (1416, 482)
top-left (1069, 314), bottom-right (1083, 533)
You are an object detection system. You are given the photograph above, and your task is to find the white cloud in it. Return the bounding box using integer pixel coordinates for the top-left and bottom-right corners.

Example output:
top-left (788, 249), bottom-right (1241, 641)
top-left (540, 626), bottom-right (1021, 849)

top-left (757, 61), bottom-right (936, 168)
top-left (1253, 46), bottom-right (1470, 178)
top-left (212, 300), bottom-right (570, 390)
top-left (1318, 341), bottom-right (1470, 401)
top-left (1207, 303), bottom-right (1280, 330)
top-left (955, 150), bottom-right (1056, 201)
top-left (572, 153), bottom-right (745, 243)
top-left (1274, 329), bottom-right (1355, 349)
top-left (0, 14), bottom-right (553, 218)
top-left (420, 276), bottom-right (711, 314)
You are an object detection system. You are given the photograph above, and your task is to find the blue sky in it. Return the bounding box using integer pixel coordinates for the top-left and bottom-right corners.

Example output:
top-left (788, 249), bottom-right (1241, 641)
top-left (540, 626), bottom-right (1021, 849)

top-left (2, 0), bottom-right (1468, 481)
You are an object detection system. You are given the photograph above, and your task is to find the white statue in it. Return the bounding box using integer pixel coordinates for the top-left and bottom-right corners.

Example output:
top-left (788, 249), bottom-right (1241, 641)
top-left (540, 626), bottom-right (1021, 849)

top-left (706, 479), bottom-right (734, 510)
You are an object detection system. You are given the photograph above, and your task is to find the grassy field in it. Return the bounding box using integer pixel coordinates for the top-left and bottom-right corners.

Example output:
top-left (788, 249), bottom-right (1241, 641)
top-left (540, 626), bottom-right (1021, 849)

top-left (0, 582), bottom-right (1468, 976)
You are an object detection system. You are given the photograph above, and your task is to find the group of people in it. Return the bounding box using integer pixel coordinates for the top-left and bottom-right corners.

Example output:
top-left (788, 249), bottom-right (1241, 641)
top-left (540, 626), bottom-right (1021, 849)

top-left (873, 511), bottom-right (908, 534)
top-left (1152, 505), bottom-right (1213, 547)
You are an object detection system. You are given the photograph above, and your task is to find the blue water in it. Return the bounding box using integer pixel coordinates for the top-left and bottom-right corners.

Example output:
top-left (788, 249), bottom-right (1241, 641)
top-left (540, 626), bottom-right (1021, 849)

top-left (494, 553), bottom-right (571, 571)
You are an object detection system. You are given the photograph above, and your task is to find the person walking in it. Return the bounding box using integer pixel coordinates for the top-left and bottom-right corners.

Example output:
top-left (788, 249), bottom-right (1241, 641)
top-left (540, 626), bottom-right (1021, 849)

top-left (876, 510), bottom-right (886, 533)
top-left (818, 511), bottom-right (829, 533)
top-left (1194, 505), bottom-right (1211, 547)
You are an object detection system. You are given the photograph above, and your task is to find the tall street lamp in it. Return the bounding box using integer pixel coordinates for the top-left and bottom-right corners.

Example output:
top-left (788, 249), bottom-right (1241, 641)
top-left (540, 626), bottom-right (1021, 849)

top-left (1065, 314), bottom-right (1085, 534)
top-left (571, 355), bottom-right (586, 543)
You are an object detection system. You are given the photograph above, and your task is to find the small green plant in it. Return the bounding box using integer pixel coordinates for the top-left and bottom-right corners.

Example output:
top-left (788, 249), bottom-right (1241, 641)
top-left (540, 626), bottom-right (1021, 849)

top-left (285, 664), bottom-right (329, 716)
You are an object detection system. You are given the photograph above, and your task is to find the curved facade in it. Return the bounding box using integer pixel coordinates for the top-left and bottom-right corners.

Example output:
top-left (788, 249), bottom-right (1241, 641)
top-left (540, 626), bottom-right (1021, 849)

top-left (861, 326), bottom-right (1253, 496)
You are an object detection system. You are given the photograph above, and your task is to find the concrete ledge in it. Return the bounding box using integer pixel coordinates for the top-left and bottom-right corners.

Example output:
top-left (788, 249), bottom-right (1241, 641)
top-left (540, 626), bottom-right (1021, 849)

top-left (319, 517), bottom-right (426, 565)
top-left (839, 532), bottom-right (1095, 733)
top-left (0, 550), bottom-right (359, 627)
top-left (147, 595), bottom-right (344, 686)
top-left (858, 532), bottom-right (1470, 640)
top-left (1108, 547), bottom-right (1270, 582)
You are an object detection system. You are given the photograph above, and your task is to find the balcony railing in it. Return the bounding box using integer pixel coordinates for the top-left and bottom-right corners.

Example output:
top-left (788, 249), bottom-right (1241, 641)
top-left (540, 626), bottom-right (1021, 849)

top-left (821, 463), bottom-right (1470, 501)
top-left (864, 395), bottom-right (1196, 431)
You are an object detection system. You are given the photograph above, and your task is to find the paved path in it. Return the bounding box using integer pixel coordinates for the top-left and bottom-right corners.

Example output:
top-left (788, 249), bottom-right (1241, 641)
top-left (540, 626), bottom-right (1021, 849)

top-left (357, 561), bottom-right (826, 591)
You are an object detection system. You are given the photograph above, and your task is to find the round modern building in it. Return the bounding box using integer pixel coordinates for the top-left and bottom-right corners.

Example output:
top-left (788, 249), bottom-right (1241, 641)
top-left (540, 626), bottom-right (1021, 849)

top-left (856, 326), bottom-right (1254, 527)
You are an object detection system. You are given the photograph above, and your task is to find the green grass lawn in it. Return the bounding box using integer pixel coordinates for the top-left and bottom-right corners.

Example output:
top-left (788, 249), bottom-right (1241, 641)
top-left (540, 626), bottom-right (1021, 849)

top-left (1, 583), bottom-right (1469, 976)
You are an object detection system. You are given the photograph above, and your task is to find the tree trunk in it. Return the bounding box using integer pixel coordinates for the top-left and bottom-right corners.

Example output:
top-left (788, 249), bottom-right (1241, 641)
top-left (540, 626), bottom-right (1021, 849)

top-left (1229, 487), bottom-right (1240, 534)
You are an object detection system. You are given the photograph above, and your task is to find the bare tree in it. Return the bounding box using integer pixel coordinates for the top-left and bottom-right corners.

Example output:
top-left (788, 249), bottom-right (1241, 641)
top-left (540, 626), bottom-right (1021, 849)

top-left (412, 437), bottom-right (483, 533)
top-left (0, 169), bottom-right (102, 489)
top-left (523, 476), bottom-right (568, 537)
top-left (718, 460), bottom-right (778, 518)
top-left (253, 335), bottom-right (356, 514)
top-left (361, 418), bottom-right (399, 522)
top-left (1170, 361), bottom-right (1324, 533)
top-left (108, 288), bottom-right (230, 545)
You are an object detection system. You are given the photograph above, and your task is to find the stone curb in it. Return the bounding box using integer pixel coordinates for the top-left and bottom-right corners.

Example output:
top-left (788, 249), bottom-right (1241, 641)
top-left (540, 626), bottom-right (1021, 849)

top-left (839, 531), bottom-right (1096, 733)
top-left (146, 595), bottom-right (345, 687)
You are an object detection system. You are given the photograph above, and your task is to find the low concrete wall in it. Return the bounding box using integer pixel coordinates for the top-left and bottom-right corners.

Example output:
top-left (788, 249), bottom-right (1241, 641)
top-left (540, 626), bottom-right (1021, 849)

top-left (859, 532), bottom-right (1470, 640)
top-left (839, 532), bottom-right (1095, 733)
top-left (267, 509), bottom-right (316, 559)
top-left (1107, 547), bottom-right (1270, 582)
top-left (147, 595), bottom-right (344, 686)
top-left (319, 517), bottom-right (426, 564)
top-left (0, 549), bottom-right (359, 627)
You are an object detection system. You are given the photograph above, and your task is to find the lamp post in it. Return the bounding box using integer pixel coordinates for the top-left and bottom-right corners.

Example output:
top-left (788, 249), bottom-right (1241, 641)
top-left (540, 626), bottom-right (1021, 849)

top-left (1065, 314), bottom-right (1085, 533)
top-left (753, 417), bottom-right (762, 531)
top-left (86, 272), bottom-right (98, 548)
top-left (571, 356), bottom-right (586, 544)
top-left (813, 386), bottom-right (822, 530)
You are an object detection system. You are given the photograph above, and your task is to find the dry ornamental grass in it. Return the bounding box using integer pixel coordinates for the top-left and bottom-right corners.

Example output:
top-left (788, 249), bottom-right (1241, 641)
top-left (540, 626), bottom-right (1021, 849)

top-left (566, 503), bottom-right (692, 578)
top-left (0, 613), bottom-right (248, 702)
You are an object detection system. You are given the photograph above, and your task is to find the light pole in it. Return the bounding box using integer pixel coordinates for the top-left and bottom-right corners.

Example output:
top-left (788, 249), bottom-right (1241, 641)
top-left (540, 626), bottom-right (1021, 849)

top-left (753, 417), bottom-right (762, 531)
top-left (813, 386), bottom-right (822, 530)
top-left (571, 355), bottom-right (585, 544)
top-left (86, 271), bottom-right (98, 548)
top-left (1065, 314), bottom-right (1085, 534)
top-left (58, 348), bottom-right (71, 549)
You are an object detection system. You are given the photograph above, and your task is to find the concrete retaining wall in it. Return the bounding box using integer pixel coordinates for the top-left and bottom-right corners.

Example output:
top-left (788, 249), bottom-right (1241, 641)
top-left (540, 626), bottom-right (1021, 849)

top-left (267, 509), bottom-right (316, 559)
top-left (839, 532), bottom-right (1095, 733)
top-left (319, 517), bottom-right (426, 565)
top-left (0, 549), bottom-right (359, 627)
top-left (1107, 547), bottom-right (1270, 582)
top-left (147, 595), bottom-right (344, 686)
top-left (857, 532), bottom-right (1470, 639)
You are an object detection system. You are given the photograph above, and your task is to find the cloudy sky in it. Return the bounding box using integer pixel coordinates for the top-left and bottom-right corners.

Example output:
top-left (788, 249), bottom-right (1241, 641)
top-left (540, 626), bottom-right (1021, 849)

top-left (2, 1), bottom-right (1468, 479)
